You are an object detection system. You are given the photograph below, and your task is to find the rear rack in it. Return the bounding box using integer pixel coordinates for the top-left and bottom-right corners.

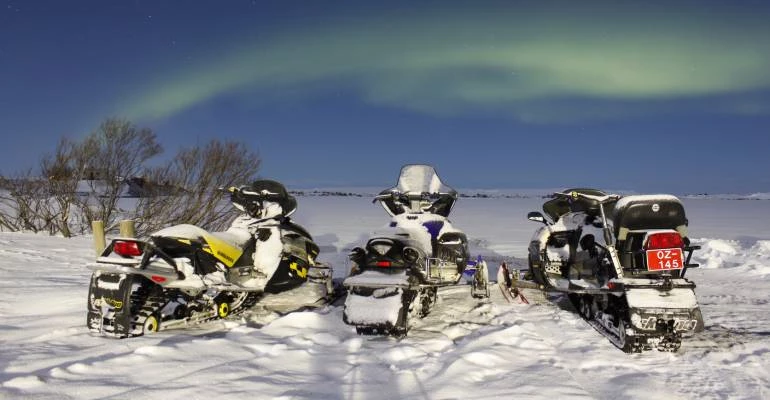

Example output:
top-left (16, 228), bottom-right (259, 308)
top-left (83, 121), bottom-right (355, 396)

top-left (621, 244), bottom-right (701, 277)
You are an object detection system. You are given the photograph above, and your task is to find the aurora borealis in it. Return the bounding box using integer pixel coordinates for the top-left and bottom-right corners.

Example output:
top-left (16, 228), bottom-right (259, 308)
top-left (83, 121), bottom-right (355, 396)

top-left (123, 3), bottom-right (770, 122)
top-left (2, 1), bottom-right (770, 192)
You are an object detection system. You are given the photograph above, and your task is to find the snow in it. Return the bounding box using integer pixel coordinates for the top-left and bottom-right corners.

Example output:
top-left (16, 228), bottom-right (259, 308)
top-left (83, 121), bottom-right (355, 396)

top-left (625, 287), bottom-right (699, 309)
top-left (2, 197), bottom-right (770, 399)
top-left (344, 288), bottom-right (404, 326)
top-left (692, 238), bottom-right (770, 275)
top-left (344, 269), bottom-right (410, 287)
top-left (250, 223), bottom-right (283, 285)
top-left (152, 223), bottom-right (211, 239)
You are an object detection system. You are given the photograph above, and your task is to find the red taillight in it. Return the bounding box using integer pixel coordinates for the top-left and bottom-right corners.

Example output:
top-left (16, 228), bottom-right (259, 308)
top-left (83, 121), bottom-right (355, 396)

top-left (150, 275), bottom-right (167, 283)
top-left (113, 240), bottom-right (142, 257)
top-left (376, 261), bottom-right (392, 268)
top-left (645, 232), bottom-right (684, 250)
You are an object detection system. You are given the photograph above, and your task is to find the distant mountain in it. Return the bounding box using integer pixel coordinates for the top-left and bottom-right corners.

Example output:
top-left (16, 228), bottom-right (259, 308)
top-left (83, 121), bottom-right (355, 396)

top-left (682, 193), bottom-right (770, 200)
top-left (288, 187), bottom-right (770, 200)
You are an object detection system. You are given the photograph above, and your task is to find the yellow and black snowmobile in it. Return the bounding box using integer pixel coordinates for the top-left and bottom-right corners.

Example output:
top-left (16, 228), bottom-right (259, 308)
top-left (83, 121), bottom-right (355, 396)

top-left (86, 180), bottom-right (333, 337)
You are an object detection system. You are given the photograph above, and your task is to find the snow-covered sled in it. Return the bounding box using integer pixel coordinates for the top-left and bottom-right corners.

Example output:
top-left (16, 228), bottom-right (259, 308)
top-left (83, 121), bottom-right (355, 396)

top-left (342, 165), bottom-right (470, 336)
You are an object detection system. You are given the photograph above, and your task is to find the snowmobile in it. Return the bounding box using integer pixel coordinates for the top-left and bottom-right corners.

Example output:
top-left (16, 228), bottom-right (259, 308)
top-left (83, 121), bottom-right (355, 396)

top-left (86, 180), bottom-right (333, 338)
top-left (343, 164), bottom-right (470, 336)
top-left (526, 189), bottom-right (704, 352)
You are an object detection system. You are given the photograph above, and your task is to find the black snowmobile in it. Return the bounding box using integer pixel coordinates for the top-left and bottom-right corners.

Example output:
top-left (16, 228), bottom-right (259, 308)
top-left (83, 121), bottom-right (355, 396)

top-left (526, 189), bottom-right (704, 352)
top-left (342, 164), bottom-right (470, 336)
top-left (86, 180), bottom-right (333, 338)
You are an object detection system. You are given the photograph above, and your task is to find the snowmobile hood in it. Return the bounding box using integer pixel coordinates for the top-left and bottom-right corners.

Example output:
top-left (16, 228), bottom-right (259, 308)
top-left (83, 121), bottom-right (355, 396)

top-left (373, 213), bottom-right (461, 256)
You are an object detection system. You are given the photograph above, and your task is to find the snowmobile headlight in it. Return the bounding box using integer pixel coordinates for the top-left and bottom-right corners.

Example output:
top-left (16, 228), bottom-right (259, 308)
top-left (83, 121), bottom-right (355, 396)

top-left (403, 247), bottom-right (420, 264)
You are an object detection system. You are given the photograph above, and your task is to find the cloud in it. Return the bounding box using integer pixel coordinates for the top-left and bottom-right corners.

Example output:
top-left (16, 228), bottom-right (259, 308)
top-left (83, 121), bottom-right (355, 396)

top-left (121, 3), bottom-right (770, 123)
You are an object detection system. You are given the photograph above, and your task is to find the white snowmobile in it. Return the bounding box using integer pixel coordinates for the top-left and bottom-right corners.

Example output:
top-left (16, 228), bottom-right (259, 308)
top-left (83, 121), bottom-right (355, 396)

top-left (86, 180), bottom-right (333, 338)
top-left (526, 189), bottom-right (704, 352)
top-left (343, 164), bottom-right (470, 336)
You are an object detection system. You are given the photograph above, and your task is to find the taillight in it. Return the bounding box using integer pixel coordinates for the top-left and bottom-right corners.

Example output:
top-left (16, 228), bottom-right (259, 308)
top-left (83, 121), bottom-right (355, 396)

top-left (645, 232), bottom-right (684, 250)
top-left (114, 240), bottom-right (142, 257)
top-left (376, 261), bottom-right (392, 268)
top-left (150, 275), bottom-right (167, 283)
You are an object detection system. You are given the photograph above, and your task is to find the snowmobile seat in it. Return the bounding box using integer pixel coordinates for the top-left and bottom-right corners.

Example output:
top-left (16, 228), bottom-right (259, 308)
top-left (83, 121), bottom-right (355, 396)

top-left (612, 195), bottom-right (688, 248)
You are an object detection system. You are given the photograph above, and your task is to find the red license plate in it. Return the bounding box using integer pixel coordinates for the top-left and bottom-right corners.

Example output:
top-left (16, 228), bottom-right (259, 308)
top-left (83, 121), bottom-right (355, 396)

top-left (646, 248), bottom-right (684, 271)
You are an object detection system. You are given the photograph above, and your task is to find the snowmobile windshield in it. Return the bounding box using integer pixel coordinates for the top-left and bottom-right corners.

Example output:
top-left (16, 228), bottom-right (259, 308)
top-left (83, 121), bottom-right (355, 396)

top-left (543, 188), bottom-right (611, 221)
top-left (232, 180), bottom-right (297, 218)
top-left (564, 188), bottom-right (609, 215)
top-left (379, 165), bottom-right (458, 217)
top-left (394, 164), bottom-right (456, 197)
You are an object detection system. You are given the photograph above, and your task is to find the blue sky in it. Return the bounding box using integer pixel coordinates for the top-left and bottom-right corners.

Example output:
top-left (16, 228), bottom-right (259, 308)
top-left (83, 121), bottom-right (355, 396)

top-left (1, 0), bottom-right (769, 193)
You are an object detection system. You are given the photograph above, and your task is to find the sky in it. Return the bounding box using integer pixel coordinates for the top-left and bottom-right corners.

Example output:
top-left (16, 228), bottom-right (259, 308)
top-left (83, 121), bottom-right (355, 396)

top-left (1, 0), bottom-right (769, 193)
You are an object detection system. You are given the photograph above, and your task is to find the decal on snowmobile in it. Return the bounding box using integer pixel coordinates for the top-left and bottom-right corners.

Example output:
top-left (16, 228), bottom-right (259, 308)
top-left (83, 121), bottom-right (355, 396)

top-left (216, 250), bottom-right (235, 264)
top-left (199, 233), bottom-right (242, 268)
top-left (289, 261), bottom-right (308, 278)
top-left (99, 297), bottom-right (123, 310)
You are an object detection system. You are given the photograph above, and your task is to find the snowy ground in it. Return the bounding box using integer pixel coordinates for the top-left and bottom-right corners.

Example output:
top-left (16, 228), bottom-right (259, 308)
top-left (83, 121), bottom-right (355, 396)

top-left (1, 197), bottom-right (769, 399)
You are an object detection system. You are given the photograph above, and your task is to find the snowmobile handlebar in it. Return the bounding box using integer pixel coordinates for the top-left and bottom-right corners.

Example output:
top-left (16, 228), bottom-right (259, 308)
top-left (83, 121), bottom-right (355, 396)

top-left (224, 185), bottom-right (286, 203)
top-left (553, 191), bottom-right (620, 204)
top-left (373, 190), bottom-right (443, 204)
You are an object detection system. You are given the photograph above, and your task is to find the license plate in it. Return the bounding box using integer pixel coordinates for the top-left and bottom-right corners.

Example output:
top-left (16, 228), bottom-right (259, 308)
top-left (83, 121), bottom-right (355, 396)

top-left (646, 248), bottom-right (684, 271)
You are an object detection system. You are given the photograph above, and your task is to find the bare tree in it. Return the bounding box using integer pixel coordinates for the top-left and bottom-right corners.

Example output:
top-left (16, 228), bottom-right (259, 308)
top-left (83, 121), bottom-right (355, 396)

top-left (0, 171), bottom-right (52, 233)
top-left (0, 120), bottom-right (261, 238)
top-left (77, 118), bottom-right (162, 232)
top-left (39, 137), bottom-right (90, 237)
top-left (133, 139), bottom-right (261, 236)
top-left (0, 176), bottom-right (19, 232)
